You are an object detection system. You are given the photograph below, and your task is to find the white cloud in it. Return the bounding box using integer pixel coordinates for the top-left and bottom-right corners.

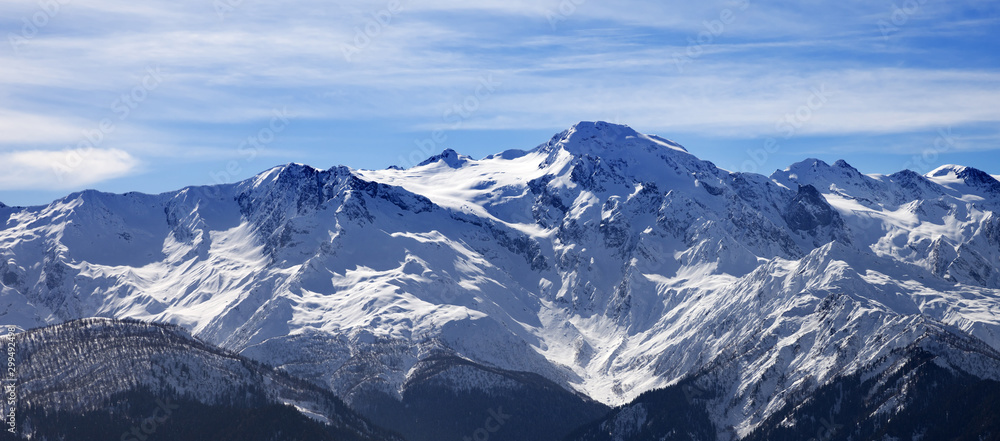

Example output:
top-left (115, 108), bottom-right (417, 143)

top-left (0, 149), bottom-right (140, 190)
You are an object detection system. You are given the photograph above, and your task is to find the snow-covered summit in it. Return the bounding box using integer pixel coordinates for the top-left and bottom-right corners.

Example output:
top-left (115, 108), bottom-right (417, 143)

top-left (928, 164), bottom-right (971, 178)
top-left (416, 148), bottom-right (470, 168)
top-left (535, 121), bottom-right (689, 157)
top-left (928, 163), bottom-right (1000, 191)
top-left (771, 158), bottom-right (870, 191)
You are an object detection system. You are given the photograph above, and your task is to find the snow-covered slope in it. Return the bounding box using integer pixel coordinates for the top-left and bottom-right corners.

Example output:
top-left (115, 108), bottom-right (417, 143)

top-left (1, 121), bottom-right (998, 438)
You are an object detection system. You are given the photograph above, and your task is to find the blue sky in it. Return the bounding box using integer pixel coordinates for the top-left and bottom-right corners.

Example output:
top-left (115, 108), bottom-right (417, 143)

top-left (1, 0), bottom-right (998, 206)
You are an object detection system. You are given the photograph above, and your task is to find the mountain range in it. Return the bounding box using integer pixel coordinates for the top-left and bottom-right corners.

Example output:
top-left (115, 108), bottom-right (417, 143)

top-left (2, 121), bottom-right (999, 440)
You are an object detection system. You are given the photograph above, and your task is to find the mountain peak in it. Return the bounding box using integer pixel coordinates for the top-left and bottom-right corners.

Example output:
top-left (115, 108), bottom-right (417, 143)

top-left (928, 164), bottom-right (968, 178)
top-left (833, 159), bottom-right (860, 173)
top-left (569, 121), bottom-right (641, 138)
top-left (251, 162), bottom-right (326, 187)
top-left (772, 158), bottom-right (829, 183)
top-left (927, 164), bottom-right (999, 191)
top-left (417, 148), bottom-right (469, 168)
top-left (262, 162), bottom-right (322, 177)
top-left (781, 158), bottom-right (871, 178)
top-left (802, 158), bottom-right (831, 168)
top-left (538, 121), bottom-right (689, 158)
top-left (557, 121), bottom-right (642, 152)
top-left (771, 157), bottom-right (878, 194)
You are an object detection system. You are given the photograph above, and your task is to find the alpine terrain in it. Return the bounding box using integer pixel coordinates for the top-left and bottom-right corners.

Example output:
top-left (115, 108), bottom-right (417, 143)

top-left (1, 121), bottom-right (999, 440)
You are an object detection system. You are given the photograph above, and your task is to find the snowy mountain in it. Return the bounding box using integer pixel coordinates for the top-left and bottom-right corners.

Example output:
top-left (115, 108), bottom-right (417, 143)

top-left (1, 121), bottom-right (999, 439)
